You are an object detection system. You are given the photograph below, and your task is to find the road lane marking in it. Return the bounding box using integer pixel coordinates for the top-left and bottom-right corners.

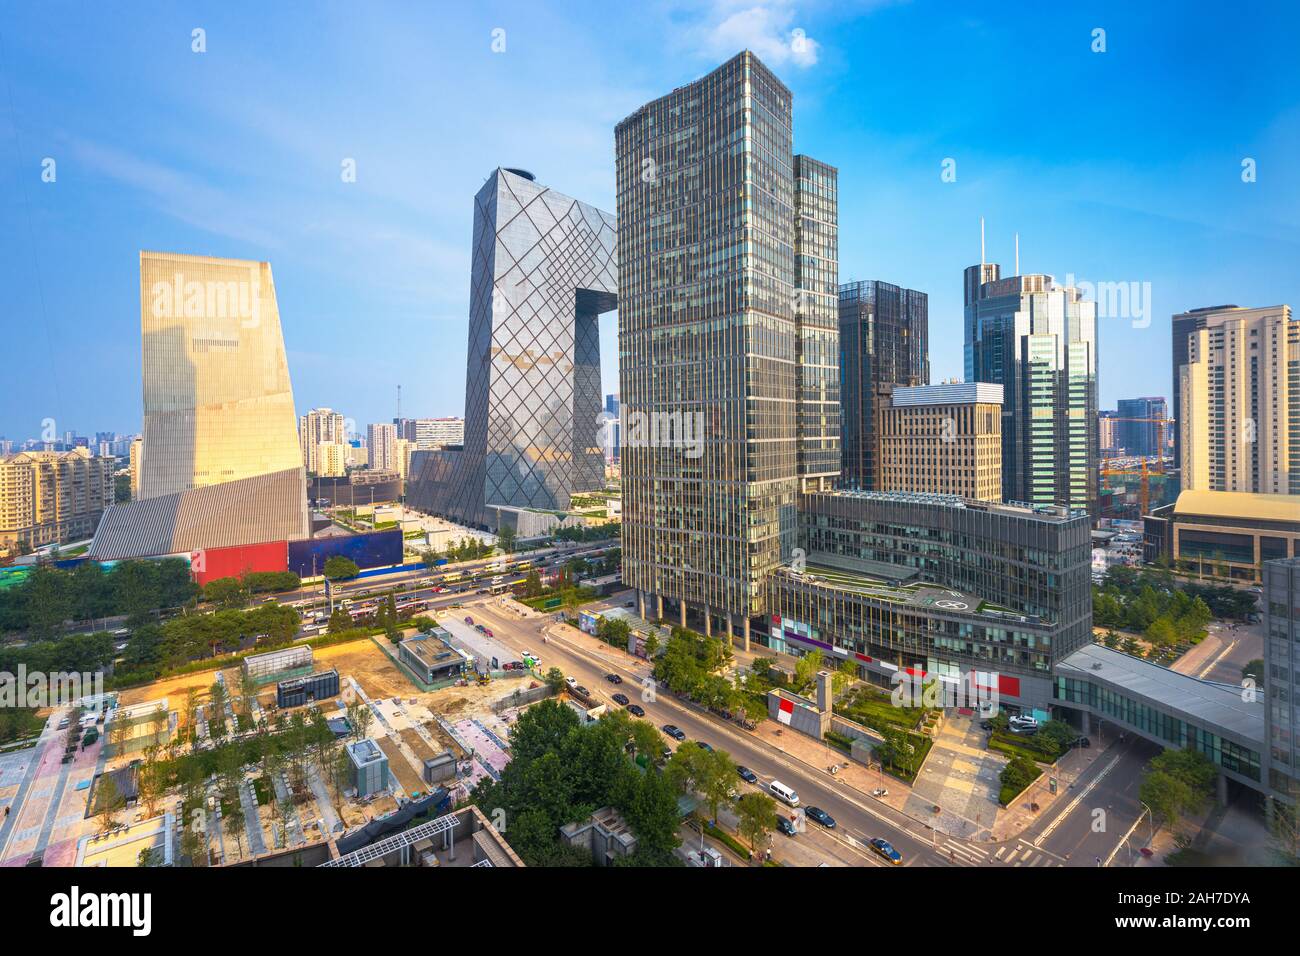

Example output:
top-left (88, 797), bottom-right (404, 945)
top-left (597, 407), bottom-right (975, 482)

top-left (1033, 752), bottom-right (1121, 847)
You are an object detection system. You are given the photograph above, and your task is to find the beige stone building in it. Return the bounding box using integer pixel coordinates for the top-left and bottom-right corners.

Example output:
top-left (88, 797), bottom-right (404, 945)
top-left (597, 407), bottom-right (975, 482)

top-left (0, 448), bottom-right (116, 551)
top-left (1179, 304), bottom-right (1297, 494)
top-left (875, 382), bottom-right (1003, 501)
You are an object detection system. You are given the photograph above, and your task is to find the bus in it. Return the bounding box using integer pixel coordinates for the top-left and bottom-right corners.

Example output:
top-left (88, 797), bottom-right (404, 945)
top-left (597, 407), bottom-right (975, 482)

top-left (491, 577), bottom-right (525, 595)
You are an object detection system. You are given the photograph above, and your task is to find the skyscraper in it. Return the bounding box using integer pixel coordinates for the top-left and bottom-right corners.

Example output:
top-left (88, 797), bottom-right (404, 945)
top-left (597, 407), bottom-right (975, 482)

top-left (874, 382), bottom-right (1003, 501)
top-left (1116, 396), bottom-right (1169, 459)
top-left (367, 422), bottom-right (398, 472)
top-left (90, 252), bottom-right (308, 559)
top-left (794, 156), bottom-right (840, 492)
top-left (968, 269), bottom-right (1098, 513)
top-left (1179, 305), bottom-right (1298, 494)
top-left (1170, 305), bottom-right (1224, 469)
top-left (618, 51), bottom-right (830, 646)
top-left (838, 280), bottom-right (929, 489)
top-left (407, 168), bottom-right (616, 529)
top-left (1264, 557), bottom-right (1300, 821)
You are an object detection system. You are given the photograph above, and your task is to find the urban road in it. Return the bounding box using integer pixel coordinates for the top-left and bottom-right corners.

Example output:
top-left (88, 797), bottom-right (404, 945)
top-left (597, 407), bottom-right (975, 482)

top-left (429, 592), bottom-right (1153, 869)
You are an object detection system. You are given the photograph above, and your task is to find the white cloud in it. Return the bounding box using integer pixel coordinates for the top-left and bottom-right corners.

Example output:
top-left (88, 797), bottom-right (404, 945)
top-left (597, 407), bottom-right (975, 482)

top-left (693, 2), bottom-right (820, 68)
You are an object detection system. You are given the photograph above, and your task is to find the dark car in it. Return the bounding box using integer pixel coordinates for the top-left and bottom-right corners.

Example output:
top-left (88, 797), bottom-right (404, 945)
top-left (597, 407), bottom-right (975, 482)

top-left (574, 686), bottom-right (590, 698)
top-left (737, 766), bottom-right (758, 784)
top-left (695, 741), bottom-right (714, 754)
top-left (1071, 735), bottom-right (1091, 749)
top-left (611, 693), bottom-right (630, 706)
top-left (605, 673), bottom-right (623, 685)
top-left (661, 724), bottom-right (686, 741)
top-left (627, 704), bottom-right (645, 718)
top-left (805, 806), bottom-right (836, 829)
top-left (776, 816), bottom-right (797, 837)
top-left (869, 838), bottom-right (902, 865)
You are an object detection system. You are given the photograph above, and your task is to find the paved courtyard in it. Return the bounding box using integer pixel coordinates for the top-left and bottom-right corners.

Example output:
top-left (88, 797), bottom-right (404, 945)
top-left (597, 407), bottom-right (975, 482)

top-left (907, 713), bottom-right (1006, 841)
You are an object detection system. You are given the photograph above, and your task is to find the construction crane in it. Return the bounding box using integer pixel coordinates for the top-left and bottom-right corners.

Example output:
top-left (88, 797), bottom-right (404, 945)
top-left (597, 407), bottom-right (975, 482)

top-left (1099, 416), bottom-right (1175, 516)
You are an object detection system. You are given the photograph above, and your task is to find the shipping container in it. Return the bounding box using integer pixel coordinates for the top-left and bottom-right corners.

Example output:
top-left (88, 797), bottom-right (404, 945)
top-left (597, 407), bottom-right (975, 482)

top-left (276, 669), bottom-right (340, 709)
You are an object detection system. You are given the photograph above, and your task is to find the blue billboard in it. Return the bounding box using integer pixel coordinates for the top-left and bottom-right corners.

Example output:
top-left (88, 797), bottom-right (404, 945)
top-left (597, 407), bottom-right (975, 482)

top-left (288, 529), bottom-right (403, 577)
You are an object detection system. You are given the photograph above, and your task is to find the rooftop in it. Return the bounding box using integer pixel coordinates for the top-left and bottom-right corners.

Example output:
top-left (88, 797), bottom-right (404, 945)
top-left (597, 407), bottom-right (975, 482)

top-left (1056, 643), bottom-right (1263, 743)
top-left (809, 488), bottom-right (1086, 522)
top-left (1173, 490), bottom-right (1300, 524)
top-left (399, 628), bottom-right (464, 669)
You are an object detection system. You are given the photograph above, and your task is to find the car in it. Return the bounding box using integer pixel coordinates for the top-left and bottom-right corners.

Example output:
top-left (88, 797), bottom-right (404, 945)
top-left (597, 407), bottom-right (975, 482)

top-left (464, 616), bottom-right (474, 625)
top-left (627, 704), bottom-right (645, 718)
top-left (605, 673), bottom-right (623, 684)
top-left (482, 628), bottom-right (493, 638)
top-left (611, 693), bottom-right (630, 706)
top-left (737, 766), bottom-right (758, 784)
top-left (869, 838), bottom-right (902, 865)
top-left (776, 816), bottom-right (797, 837)
top-left (1071, 735), bottom-right (1091, 749)
top-left (574, 686), bottom-right (590, 698)
top-left (662, 724), bottom-right (686, 741)
top-left (566, 676), bottom-right (578, 687)
top-left (805, 806), bottom-right (836, 829)
top-left (695, 741), bottom-right (714, 754)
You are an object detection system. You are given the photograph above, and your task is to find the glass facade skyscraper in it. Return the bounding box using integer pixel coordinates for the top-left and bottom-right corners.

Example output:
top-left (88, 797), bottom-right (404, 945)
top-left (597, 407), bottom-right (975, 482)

top-left (794, 156), bottom-right (840, 492)
top-left (407, 168), bottom-right (617, 529)
top-left (838, 280), bottom-right (929, 490)
top-left (967, 270), bottom-right (1099, 514)
top-left (617, 52), bottom-right (831, 645)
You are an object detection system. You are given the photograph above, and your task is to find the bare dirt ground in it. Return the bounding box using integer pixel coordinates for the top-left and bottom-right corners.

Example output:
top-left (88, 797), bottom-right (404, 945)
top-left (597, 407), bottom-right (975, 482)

top-left (399, 727), bottom-right (439, 764)
top-left (117, 664), bottom-right (241, 709)
top-left (314, 638), bottom-right (414, 700)
top-left (375, 737), bottom-right (425, 796)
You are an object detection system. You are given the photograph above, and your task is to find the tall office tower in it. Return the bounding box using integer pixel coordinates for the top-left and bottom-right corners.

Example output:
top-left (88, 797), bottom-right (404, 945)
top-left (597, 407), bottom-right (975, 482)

top-left (1099, 410), bottom-right (1120, 456)
top-left (0, 448), bottom-right (116, 551)
top-left (618, 51), bottom-right (828, 646)
top-left (407, 168), bottom-right (616, 529)
top-left (963, 261), bottom-right (1001, 381)
top-left (838, 280), bottom-right (929, 489)
top-left (367, 423), bottom-right (398, 472)
top-left (875, 382), bottom-right (1003, 501)
top-left (136, 252), bottom-right (303, 499)
top-left (604, 394), bottom-right (620, 417)
top-left (1179, 305), bottom-right (1298, 495)
top-left (1264, 557), bottom-right (1300, 825)
top-left (90, 252), bottom-right (308, 560)
top-left (793, 156), bottom-right (841, 492)
top-left (300, 408), bottom-right (347, 474)
top-left (1116, 396), bottom-right (1169, 459)
top-left (968, 269), bottom-right (1098, 514)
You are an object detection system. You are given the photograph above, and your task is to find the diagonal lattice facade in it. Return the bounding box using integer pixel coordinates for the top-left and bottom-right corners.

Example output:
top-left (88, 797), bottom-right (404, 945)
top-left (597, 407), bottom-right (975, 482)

top-left (408, 169), bottom-right (616, 530)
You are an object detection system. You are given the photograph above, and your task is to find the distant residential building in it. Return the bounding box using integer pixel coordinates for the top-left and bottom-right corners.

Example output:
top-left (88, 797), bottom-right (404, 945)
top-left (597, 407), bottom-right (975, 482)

top-left (395, 437), bottom-right (415, 483)
top-left (1099, 411), bottom-right (1120, 457)
top-left (410, 417), bottom-right (464, 450)
top-left (1170, 305), bottom-right (1231, 469)
top-left (128, 437), bottom-right (143, 499)
top-left (317, 442), bottom-right (348, 477)
top-left (1116, 396), bottom-right (1169, 459)
top-left (875, 382), bottom-right (1003, 501)
top-left (967, 269), bottom-right (1098, 514)
top-left (839, 280), bottom-right (928, 490)
top-left (1179, 305), bottom-right (1297, 495)
top-left (0, 448), bottom-right (116, 551)
top-left (300, 407), bottom-right (347, 475)
top-left (367, 422), bottom-right (399, 472)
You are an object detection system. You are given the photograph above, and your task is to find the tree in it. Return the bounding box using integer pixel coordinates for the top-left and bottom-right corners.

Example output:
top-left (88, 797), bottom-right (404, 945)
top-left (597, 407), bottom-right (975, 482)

top-left (736, 791), bottom-right (778, 851)
top-left (345, 698), bottom-right (373, 741)
top-left (497, 525), bottom-right (517, 553)
top-left (542, 667), bottom-right (567, 694)
top-left (223, 800), bottom-right (247, 858)
top-left (793, 651), bottom-right (823, 694)
top-left (1140, 749), bottom-right (1218, 827)
top-left (323, 556), bottom-right (359, 581)
top-left (328, 607), bottom-right (352, 634)
top-left (202, 576), bottom-right (250, 610)
top-left (97, 775), bottom-right (125, 831)
top-left (631, 720), bottom-right (662, 764)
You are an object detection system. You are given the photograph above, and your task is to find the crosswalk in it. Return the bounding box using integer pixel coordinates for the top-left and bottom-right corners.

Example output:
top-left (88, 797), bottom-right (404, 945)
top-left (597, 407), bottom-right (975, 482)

top-left (936, 840), bottom-right (1060, 867)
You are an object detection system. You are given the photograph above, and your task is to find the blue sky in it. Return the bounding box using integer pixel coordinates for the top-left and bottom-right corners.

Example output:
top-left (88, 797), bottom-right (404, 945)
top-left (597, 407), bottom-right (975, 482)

top-left (1, 0), bottom-right (1296, 441)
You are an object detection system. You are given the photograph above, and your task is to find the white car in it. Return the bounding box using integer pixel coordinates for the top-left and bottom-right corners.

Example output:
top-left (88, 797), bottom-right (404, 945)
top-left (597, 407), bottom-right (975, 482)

top-left (1009, 715), bottom-right (1039, 732)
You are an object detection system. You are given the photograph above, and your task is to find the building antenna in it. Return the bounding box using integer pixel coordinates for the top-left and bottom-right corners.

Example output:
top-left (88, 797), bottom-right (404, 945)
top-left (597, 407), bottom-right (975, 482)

top-left (980, 217), bottom-right (985, 266)
top-left (397, 384), bottom-right (402, 421)
top-left (1014, 233), bottom-right (1019, 276)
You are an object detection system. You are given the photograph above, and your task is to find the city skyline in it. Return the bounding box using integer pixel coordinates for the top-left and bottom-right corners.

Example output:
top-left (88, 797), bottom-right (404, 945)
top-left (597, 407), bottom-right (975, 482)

top-left (3, 1), bottom-right (1297, 439)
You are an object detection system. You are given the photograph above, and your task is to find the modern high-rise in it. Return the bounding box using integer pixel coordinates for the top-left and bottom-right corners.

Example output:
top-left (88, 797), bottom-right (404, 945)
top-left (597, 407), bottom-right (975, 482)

top-left (89, 252), bottom-right (308, 560)
top-left (1099, 410), bottom-right (1120, 456)
top-left (128, 436), bottom-right (143, 499)
top-left (397, 417), bottom-right (465, 450)
top-left (0, 448), bottom-right (116, 551)
top-left (300, 408), bottom-right (347, 475)
top-left (407, 168), bottom-right (616, 529)
top-left (1116, 396), bottom-right (1169, 459)
top-left (793, 156), bottom-right (840, 492)
top-left (1264, 557), bottom-right (1300, 818)
top-left (838, 280), bottom-right (929, 489)
top-left (1178, 305), bottom-right (1298, 495)
top-left (967, 269), bottom-right (1099, 514)
top-left (874, 382), bottom-right (1003, 501)
top-left (367, 423), bottom-right (398, 473)
top-left (1170, 305), bottom-right (1229, 469)
top-left (618, 52), bottom-right (831, 646)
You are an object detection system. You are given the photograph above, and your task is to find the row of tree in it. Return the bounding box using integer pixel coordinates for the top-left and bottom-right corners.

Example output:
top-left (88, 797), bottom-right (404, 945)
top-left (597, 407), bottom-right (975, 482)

top-left (0, 559), bottom-right (197, 638)
top-left (200, 571), bottom-right (302, 609)
top-left (1092, 566), bottom-right (1216, 646)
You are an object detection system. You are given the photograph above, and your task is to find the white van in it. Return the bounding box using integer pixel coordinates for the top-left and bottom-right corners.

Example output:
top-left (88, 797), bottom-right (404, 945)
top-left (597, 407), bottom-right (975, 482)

top-left (769, 780), bottom-right (800, 807)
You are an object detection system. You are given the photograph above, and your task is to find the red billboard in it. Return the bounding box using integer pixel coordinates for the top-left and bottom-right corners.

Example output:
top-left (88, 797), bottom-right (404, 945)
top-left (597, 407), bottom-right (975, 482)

top-left (191, 540), bottom-right (288, 586)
